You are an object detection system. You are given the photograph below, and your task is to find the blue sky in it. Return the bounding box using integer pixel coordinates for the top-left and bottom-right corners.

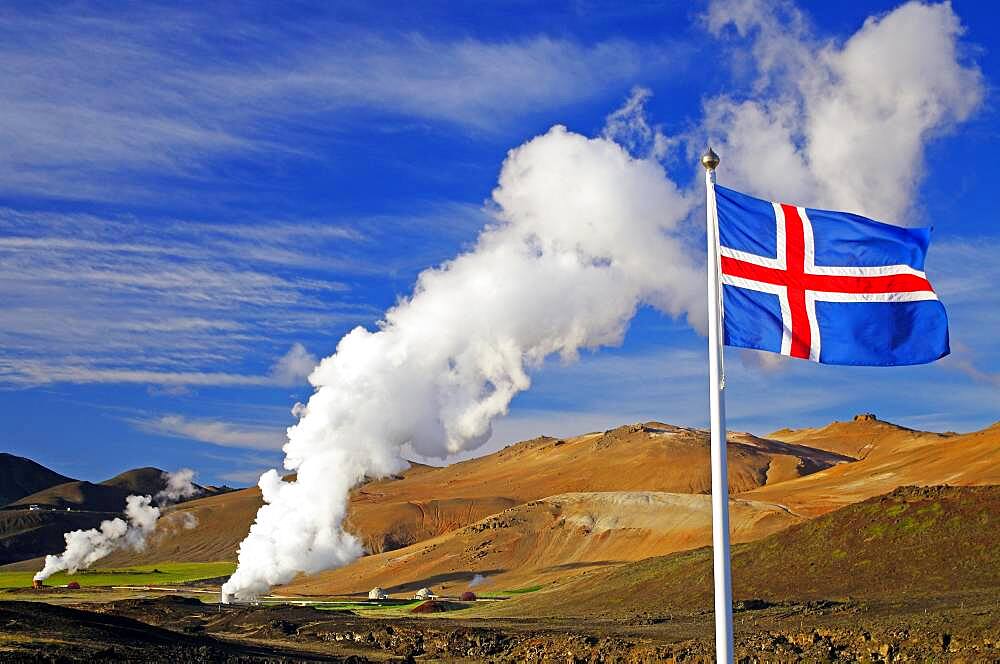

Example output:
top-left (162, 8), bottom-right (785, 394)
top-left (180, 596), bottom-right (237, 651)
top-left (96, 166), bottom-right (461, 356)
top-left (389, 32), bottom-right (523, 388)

top-left (1, 0), bottom-right (997, 486)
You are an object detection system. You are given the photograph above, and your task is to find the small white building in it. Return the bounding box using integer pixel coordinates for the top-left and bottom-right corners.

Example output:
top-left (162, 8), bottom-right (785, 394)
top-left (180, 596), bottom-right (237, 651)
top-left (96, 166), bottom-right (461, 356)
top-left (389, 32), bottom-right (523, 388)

top-left (368, 587), bottom-right (389, 600)
top-left (414, 587), bottom-right (436, 600)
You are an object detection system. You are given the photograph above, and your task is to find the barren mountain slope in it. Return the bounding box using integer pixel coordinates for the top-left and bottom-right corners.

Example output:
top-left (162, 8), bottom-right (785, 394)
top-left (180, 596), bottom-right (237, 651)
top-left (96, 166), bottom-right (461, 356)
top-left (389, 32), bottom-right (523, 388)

top-left (100, 481), bottom-right (266, 566)
top-left (346, 422), bottom-right (849, 553)
top-left (104, 422), bottom-right (846, 565)
top-left (280, 491), bottom-right (801, 597)
top-left (480, 485), bottom-right (1000, 619)
top-left (741, 418), bottom-right (1000, 516)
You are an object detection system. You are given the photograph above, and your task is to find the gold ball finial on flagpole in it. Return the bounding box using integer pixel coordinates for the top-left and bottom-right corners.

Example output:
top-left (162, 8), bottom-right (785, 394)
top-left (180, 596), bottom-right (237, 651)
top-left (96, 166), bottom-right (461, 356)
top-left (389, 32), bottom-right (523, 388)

top-left (701, 146), bottom-right (720, 171)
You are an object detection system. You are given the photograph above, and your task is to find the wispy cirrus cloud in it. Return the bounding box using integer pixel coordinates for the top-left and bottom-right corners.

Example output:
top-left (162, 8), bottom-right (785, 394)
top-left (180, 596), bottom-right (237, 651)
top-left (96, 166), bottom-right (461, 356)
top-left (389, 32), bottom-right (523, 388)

top-left (0, 343), bottom-right (317, 388)
top-left (925, 239), bottom-right (1000, 389)
top-left (0, 201), bottom-right (487, 388)
top-left (137, 414), bottom-right (287, 450)
top-left (206, 34), bottom-right (659, 131)
top-left (0, 6), bottom-right (680, 200)
top-left (0, 207), bottom-right (351, 387)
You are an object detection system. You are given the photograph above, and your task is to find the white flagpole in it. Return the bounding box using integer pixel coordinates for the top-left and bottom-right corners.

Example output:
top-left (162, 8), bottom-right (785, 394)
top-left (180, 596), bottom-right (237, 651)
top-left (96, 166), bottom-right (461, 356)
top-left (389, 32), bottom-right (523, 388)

top-left (702, 147), bottom-right (734, 664)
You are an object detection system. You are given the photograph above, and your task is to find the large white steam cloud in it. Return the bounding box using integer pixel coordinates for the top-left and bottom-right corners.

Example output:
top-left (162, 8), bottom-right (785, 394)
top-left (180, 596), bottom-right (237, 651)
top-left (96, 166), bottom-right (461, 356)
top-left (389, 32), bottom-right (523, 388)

top-left (35, 469), bottom-right (200, 582)
top-left (221, 1), bottom-right (981, 602)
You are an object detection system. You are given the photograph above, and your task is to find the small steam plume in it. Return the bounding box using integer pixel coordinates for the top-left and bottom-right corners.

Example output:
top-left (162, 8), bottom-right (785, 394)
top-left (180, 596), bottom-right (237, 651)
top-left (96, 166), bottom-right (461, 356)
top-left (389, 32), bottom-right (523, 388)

top-left (468, 574), bottom-right (487, 589)
top-left (34, 495), bottom-right (159, 582)
top-left (175, 511), bottom-right (199, 529)
top-left (221, 2), bottom-right (982, 603)
top-left (34, 469), bottom-right (200, 582)
top-left (154, 511), bottom-right (200, 540)
top-left (156, 468), bottom-right (200, 503)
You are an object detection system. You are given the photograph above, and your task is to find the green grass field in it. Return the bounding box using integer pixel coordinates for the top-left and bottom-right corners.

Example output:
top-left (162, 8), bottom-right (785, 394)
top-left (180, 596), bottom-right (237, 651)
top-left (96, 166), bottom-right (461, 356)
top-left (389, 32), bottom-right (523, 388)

top-left (0, 561), bottom-right (234, 589)
top-left (479, 584), bottom-right (544, 598)
top-left (316, 599), bottom-right (426, 616)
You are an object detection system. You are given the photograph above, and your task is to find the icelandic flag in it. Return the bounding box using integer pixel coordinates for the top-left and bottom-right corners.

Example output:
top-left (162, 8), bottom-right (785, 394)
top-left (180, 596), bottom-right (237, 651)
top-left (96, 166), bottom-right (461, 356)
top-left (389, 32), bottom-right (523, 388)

top-left (714, 184), bottom-right (949, 366)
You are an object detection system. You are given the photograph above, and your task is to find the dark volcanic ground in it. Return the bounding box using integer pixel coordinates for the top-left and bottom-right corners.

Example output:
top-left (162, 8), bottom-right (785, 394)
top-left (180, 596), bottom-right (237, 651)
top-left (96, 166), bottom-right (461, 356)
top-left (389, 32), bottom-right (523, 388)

top-left (1, 591), bottom-right (997, 663)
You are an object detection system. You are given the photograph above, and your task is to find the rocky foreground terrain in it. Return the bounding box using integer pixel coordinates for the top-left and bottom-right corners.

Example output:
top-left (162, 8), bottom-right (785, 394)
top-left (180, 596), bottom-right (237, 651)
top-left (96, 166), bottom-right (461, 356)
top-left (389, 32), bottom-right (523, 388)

top-left (1, 591), bottom-right (996, 663)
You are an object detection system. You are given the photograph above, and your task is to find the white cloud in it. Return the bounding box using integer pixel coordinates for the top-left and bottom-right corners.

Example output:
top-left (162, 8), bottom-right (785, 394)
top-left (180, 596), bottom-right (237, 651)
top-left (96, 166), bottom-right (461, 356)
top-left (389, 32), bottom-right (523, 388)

top-left (219, 35), bottom-right (654, 131)
top-left (138, 415), bottom-right (286, 450)
top-left (0, 363), bottom-right (271, 388)
top-left (703, 0), bottom-right (983, 223)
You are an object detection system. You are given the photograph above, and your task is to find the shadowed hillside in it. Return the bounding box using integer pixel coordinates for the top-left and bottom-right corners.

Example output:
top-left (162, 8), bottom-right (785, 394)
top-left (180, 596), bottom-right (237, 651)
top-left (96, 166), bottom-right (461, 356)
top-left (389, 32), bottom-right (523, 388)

top-left (6, 481), bottom-right (132, 513)
top-left (482, 485), bottom-right (1000, 618)
top-left (100, 467), bottom-right (178, 498)
top-left (0, 453), bottom-right (74, 507)
top-left (0, 509), bottom-right (119, 566)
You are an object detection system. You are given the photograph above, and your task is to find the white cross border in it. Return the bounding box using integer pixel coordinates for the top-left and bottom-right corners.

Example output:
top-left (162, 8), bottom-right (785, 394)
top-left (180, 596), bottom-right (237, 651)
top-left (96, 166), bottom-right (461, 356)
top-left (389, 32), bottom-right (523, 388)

top-left (719, 203), bottom-right (939, 362)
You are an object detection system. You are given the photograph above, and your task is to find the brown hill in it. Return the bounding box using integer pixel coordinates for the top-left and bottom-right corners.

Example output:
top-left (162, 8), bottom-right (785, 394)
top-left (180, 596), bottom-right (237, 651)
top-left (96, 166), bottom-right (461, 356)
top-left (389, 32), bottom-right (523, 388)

top-left (480, 485), bottom-right (1000, 618)
top-left (346, 423), bottom-right (849, 554)
top-left (103, 422), bottom-right (847, 566)
top-left (280, 491), bottom-right (802, 597)
top-left (0, 453), bottom-right (74, 507)
top-left (101, 467), bottom-right (227, 502)
top-left (768, 413), bottom-right (935, 458)
top-left (24, 416), bottom-right (994, 576)
top-left (102, 482), bottom-right (266, 566)
top-left (740, 416), bottom-right (1000, 516)
top-left (101, 467), bottom-right (173, 497)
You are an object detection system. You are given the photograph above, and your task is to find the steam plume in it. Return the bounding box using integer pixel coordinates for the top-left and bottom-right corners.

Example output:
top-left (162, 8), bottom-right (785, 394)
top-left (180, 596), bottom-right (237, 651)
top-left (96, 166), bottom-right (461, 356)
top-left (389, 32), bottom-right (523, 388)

top-left (156, 467), bottom-right (200, 502)
top-left (34, 469), bottom-right (200, 582)
top-left (34, 495), bottom-right (159, 582)
top-left (221, 1), bottom-right (981, 603)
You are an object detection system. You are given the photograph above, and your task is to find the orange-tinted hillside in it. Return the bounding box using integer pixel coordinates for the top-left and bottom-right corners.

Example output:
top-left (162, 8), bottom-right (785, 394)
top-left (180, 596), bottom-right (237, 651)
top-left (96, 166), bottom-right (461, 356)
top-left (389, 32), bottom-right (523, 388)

top-left (103, 422), bottom-right (846, 566)
top-left (741, 416), bottom-right (1000, 516)
top-left (280, 491), bottom-right (801, 597)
